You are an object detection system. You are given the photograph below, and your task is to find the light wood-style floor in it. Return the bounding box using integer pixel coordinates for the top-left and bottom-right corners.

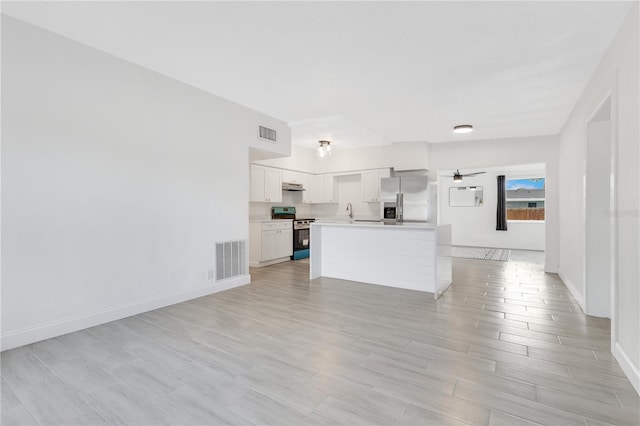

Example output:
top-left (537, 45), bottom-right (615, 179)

top-left (2, 256), bottom-right (639, 425)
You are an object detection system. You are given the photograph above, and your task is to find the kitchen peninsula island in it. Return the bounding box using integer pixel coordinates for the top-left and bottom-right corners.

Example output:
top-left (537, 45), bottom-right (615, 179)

top-left (310, 222), bottom-right (452, 298)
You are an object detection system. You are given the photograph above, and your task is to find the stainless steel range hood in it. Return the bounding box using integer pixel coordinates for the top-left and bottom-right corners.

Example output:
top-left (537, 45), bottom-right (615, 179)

top-left (282, 182), bottom-right (305, 191)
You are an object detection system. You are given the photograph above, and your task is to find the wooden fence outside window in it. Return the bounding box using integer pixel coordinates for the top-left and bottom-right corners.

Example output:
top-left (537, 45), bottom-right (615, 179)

top-left (507, 208), bottom-right (545, 221)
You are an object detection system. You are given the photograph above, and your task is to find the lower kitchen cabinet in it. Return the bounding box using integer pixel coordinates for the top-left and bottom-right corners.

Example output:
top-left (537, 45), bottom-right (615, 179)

top-left (261, 228), bottom-right (292, 261)
top-left (249, 221), bottom-right (293, 267)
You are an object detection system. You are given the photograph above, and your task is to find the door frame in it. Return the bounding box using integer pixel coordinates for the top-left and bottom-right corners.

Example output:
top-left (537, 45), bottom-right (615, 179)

top-left (583, 72), bottom-right (618, 349)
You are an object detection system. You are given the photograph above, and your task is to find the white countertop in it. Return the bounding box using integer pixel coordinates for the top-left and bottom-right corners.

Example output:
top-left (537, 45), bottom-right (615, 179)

top-left (311, 221), bottom-right (436, 230)
top-left (314, 216), bottom-right (380, 222)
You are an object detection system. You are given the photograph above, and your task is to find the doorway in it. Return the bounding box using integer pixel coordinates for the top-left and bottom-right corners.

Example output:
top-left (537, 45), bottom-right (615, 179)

top-left (585, 94), bottom-right (615, 318)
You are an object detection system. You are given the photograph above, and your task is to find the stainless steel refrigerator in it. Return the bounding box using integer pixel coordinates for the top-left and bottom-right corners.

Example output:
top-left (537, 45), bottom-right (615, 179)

top-left (380, 176), bottom-right (431, 224)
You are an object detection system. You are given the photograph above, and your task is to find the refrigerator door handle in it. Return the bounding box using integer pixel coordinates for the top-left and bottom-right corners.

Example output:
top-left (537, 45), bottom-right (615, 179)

top-left (398, 192), bottom-right (404, 223)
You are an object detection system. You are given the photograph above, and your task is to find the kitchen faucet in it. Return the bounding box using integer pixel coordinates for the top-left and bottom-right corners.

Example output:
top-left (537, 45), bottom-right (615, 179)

top-left (346, 202), bottom-right (353, 219)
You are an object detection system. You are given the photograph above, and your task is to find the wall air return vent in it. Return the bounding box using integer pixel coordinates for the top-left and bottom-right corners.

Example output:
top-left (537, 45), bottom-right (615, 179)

top-left (258, 125), bottom-right (277, 143)
top-left (215, 240), bottom-right (247, 281)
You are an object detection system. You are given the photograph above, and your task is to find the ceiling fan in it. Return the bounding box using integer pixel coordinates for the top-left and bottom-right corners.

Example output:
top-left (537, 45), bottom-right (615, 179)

top-left (446, 169), bottom-right (486, 182)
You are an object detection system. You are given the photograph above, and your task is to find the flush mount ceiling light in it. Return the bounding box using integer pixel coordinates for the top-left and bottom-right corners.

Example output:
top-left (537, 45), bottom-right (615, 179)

top-left (317, 140), bottom-right (332, 158)
top-left (453, 124), bottom-right (474, 134)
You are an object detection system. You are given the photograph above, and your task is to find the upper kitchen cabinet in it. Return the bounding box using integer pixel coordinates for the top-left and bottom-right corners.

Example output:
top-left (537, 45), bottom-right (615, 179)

top-left (282, 170), bottom-right (306, 185)
top-left (392, 142), bottom-right (429, 171)
top-left (362, 168), bottom-right (391, 202)
top-left (299, 173), bottom-right (313, 204)
top-left (310, 174), bottom-right (337, 204)
top-left (250, 164), bottom-right (282, 203)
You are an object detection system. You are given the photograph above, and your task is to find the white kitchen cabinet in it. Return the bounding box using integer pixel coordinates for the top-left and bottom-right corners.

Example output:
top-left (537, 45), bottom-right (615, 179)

top-left (362, 171), bottom-right (378, 202)
top-left (310, 174), bottom-right (337, 203)
top-left (310, 175), bottom-right (320, 203)
top-left (249, 221), bottom-right (292, 267)
top-left (265, 169), bottom-right (282, 202)
top-left (282, 170), bottom-right (303, 184)
top-left (276, 227), bottom-right (293, 258)
top-left (261, 226), bottom-right (292, 261)
top-left (300, 173), bottom-right (312, 203)
top-left (362, 168), bottom-right (391, 202)
top-left (250, 164), bottom-right (282, 203)
top-left (260, 230), bottom-right (278, 261)
top-left (391, 142), bottom-right (429, 171)
top-left (325, 174), bottom-right (337, 203)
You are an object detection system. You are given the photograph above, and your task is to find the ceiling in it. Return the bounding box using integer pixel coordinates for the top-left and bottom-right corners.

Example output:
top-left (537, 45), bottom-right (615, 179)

top-left (2, 1), bottom-right (633, 150)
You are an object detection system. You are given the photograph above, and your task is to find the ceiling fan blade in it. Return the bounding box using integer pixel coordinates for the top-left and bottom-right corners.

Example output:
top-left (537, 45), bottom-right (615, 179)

top-left (462, 171), bottom-right (486, 176)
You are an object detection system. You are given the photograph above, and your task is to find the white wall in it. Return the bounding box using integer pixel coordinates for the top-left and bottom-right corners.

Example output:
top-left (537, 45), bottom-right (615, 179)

top-left (439, 164), bottom-right (546, 251)
top-left (252, 144), bottom-right (317, 173)
top-left (249, 117), bottom-right (291, 159)
top-left (1, 16), bottom-right (288, 350)
top-left (429, 136), bottom-right (559, 271)
top-left (557, 4), bottom-right (639, 393)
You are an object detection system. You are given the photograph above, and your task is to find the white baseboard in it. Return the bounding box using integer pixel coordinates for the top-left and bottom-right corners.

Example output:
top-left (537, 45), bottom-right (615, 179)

top-left (0, 274), bottom-right (250, 351)
top-left (558, 270), bottom-right (585, 313)
top-left (613, 341), bottom-right (640, 396)
top-left (544, 263), bottom-right (559, 273)
top-left (557, 273), bottom-right (638, 396)
top-left (249, 257), bottom-right (290, 268)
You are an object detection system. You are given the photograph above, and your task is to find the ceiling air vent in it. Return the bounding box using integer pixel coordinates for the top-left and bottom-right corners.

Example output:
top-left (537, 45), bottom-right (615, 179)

top-left (258, 125), bottom-right (277, 143)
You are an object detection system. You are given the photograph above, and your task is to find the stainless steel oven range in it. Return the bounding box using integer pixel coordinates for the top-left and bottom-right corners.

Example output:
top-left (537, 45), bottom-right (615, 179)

top-left (271, 207), bottom-right (314, 260)
top-left (292, 218), bottom-right (315, 260)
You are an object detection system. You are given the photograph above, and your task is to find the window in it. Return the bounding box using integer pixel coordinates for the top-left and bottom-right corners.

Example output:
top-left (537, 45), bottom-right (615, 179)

top-left (506, 178), bottom-right (545, 221)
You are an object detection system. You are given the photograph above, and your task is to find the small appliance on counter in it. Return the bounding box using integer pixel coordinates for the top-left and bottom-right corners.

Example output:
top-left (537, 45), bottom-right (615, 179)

top-left (271, 206), bottom-right (315, 260)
